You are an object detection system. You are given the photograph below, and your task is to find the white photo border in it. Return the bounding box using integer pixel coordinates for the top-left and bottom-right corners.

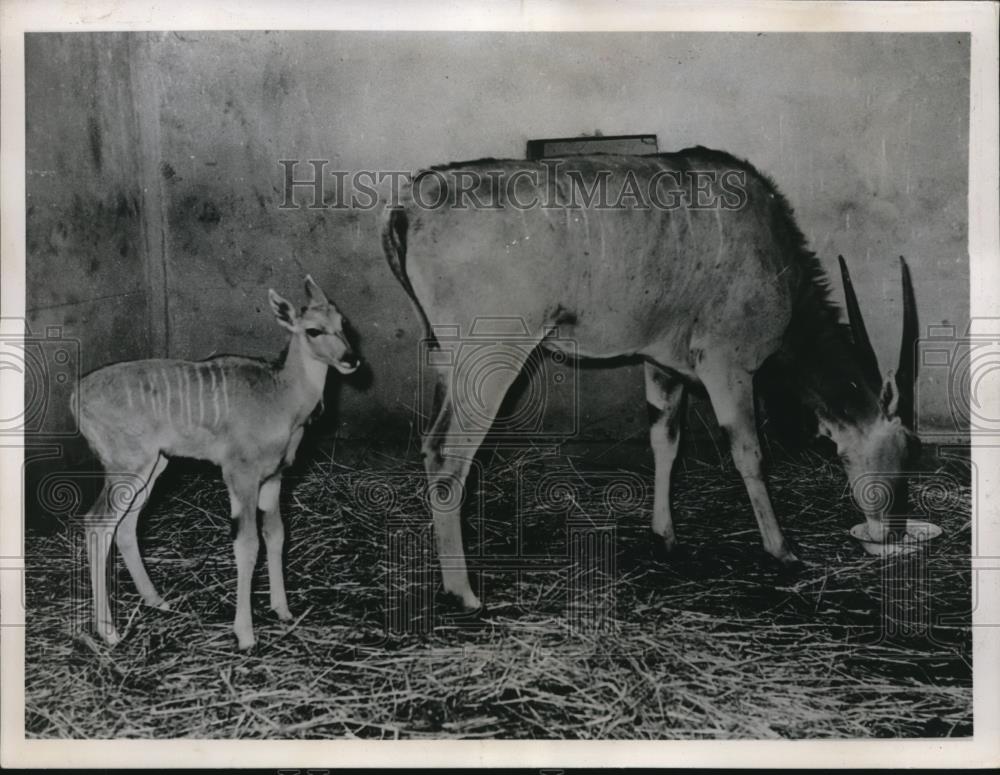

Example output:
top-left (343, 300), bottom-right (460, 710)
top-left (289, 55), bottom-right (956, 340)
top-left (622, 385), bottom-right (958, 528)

top-left (2, 0), bottom-right (997, 768)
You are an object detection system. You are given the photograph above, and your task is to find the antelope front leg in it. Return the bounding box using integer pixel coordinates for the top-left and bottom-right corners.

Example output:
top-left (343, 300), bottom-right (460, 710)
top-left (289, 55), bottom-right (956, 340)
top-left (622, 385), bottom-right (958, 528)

top-left (258, 474), bottom-right (292, 621)
top-left (225, 469), bottom-right (262, 650)
top-left (696, 356), bottom-right (799, 564)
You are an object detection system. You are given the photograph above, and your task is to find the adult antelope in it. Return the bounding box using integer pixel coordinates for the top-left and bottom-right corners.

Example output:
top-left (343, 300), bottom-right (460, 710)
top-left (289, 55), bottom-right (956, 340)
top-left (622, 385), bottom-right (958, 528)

top-left (73, 277), bottom-right (360, 648)
top-left (383, 147), bottom-right (919, 612)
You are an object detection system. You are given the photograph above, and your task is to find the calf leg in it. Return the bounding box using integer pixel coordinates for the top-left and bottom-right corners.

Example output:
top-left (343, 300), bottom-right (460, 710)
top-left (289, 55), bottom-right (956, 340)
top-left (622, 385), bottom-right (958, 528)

top-left (644, 362), bottom-right (686, 550)
top-left (114, 454), bottom-right (169, 609)
top-left (224, 467), bottom-right (262, 649)
top-left (695, 354), bottom-right (798, 563)
top-left (258, 474), bottom-right (292, 621)
top-left (85, 479), bottom-right (126, 645)
top-left (85, 459), bottom-right (161, 645)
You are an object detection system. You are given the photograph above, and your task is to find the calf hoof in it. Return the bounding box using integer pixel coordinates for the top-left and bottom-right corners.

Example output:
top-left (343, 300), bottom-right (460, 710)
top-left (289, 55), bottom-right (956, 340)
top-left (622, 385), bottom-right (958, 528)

top-left (94, 620), bottom-right (121, 646)
top-left (234, 628), bottom-right (256, 651)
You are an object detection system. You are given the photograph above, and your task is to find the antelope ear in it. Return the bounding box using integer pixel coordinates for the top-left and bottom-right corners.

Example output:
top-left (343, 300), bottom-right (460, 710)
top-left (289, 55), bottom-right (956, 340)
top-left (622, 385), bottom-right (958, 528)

top-left (268, 289), bottom-right (299, 331)
top-left (815, 414), bottom-right (850, 456)
top-left (304, 274), bottom-right (329, 308)
top-left (879, 369), bottom-right (901, 417)
top-left (815, 412), bottom-right (837, 441)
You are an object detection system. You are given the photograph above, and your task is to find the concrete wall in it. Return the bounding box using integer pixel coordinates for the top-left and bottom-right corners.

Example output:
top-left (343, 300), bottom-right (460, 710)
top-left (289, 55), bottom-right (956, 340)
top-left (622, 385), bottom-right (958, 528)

top-left (26, 31), bottom-right (970, 459)
top-left (25, 33), bottom-right (160, 495)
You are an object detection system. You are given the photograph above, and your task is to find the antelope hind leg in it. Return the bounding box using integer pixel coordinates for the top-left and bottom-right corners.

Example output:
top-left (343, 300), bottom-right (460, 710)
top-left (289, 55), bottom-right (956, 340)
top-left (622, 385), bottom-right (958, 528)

top-left (422, 342), bottom-right (539, 611)
top-left (645, 362), bottom-right (687, 555)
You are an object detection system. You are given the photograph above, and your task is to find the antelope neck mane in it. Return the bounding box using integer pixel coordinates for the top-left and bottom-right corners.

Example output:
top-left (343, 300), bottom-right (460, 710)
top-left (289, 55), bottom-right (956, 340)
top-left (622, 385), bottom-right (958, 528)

top-left (754, 170), bottom-right (880, 430)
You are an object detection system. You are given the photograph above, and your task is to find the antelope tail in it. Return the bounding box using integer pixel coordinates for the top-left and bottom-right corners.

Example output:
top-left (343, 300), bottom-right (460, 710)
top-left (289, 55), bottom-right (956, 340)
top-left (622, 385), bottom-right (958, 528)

top-left (382, 206), bottom-right (435, 344)
top-left (381, 206), bottom-right (409, 291)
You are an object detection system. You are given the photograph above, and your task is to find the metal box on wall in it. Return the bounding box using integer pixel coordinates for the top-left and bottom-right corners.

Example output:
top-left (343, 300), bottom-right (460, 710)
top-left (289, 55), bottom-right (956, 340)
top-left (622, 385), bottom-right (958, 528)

top-left (526, 133), bottom-right (658, 160)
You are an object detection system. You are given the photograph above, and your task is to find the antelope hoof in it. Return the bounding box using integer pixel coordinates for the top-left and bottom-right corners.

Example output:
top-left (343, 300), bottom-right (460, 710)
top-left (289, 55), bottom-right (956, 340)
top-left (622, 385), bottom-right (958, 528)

top-left (100, 628), bottom-right (121, 646)
top-left (778, 549), bottom-right (802, 567)
top-left (272, 605), bottom-right (293, 622)
top-left (439, 589), bottom-right (484, 618)
top-left (765, 549), bottom-right (806, 577)
top-left (649, 532), bottom-right (688, 563)
top-left (147, 597), bottom-right (170, 611)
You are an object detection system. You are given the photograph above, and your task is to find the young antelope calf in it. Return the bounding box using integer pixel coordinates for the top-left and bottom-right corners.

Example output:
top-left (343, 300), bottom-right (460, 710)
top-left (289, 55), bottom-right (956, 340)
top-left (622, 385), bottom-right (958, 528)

top-left (73, 277), bottom-right (359, 649)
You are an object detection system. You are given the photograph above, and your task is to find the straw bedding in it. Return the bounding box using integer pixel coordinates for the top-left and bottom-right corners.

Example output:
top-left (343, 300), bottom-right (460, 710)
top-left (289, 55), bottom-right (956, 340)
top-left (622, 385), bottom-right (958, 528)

top-left (25, 441), bottom-right (971, 739)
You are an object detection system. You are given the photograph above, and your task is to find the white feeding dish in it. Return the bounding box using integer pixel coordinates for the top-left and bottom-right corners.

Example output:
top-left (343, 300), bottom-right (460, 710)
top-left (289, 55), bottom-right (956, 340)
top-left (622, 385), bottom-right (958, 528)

top-left (850, 520), bottom-right (943, 556)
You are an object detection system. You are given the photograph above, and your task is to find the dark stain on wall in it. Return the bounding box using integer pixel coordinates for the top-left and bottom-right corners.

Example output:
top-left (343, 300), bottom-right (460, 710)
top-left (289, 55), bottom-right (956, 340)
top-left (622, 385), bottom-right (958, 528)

top-left (195, 199), bottom-right (221, 225)
top-left (87, 114), bottom-right (102, 171)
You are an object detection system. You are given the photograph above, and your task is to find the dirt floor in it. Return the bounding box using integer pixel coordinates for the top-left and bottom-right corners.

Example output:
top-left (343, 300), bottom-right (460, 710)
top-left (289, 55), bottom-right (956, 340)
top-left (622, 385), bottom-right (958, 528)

top-left (24, 439), bottom-right (972, 739)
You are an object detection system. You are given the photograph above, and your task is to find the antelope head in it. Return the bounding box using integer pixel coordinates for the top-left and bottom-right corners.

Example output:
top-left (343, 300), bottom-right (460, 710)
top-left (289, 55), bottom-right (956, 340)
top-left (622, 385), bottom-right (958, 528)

top-left (831, 256), bottom-right (921, 542)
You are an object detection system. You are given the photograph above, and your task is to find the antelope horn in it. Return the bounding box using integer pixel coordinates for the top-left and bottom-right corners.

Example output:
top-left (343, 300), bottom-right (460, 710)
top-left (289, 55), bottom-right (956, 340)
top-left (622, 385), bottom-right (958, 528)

top-left (838, 255), bottom-right (882, 391)
top-left (895, 256), bottom-right (919, 428)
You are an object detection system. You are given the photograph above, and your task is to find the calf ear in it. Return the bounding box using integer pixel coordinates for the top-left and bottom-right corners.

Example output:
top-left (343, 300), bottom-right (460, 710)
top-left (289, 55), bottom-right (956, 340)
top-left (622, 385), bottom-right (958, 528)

top-left (304, 274), bottom-right (330, 308)
top-left (268, 289), bottom-right (299, 331)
